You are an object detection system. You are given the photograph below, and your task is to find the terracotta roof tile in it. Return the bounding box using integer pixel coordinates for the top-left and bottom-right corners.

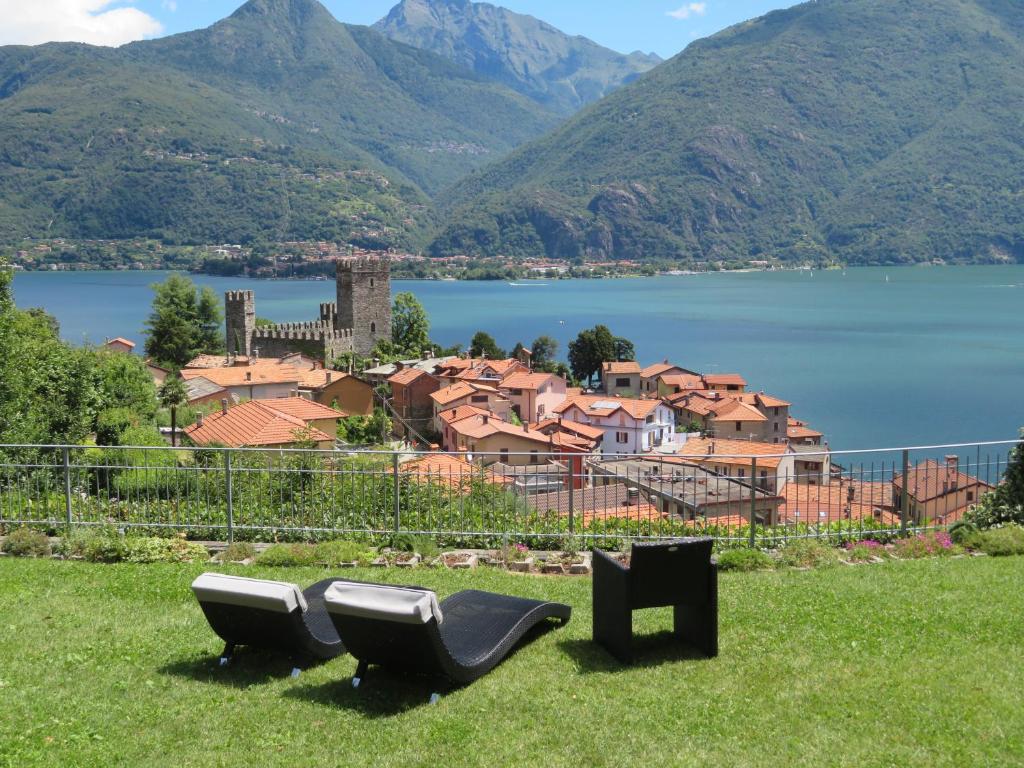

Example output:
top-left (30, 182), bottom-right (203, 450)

top-left (388, 367), bottom-right (433, 386)
top-left (184, 400), bottom-right (335, 447)
top-left (602, 361), bottom-right (641, 375)
top-left (180, 364), bottom-right (302, 388)
top-left (554, 394), bottom-right (662, 420)
top-left (300, 369), bottom-right (356, 390)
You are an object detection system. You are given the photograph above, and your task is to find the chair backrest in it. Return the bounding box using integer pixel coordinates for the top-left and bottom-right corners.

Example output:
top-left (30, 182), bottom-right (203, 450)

top-left (192, 572), bottom-right (308, 614)
top-left (628, 538), bottom-right (713, 609)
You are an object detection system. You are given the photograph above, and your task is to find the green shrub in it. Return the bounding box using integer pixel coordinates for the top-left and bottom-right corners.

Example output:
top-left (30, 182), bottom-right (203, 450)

top-left (776, 539), bottom-right (839, 569)
top-left (314, 540), bottom-right (374, 567)
top-left (126, 537), bottom-right (209, 564)
top-left (58, 526), bottom-right (131, 563)
top-left (948, 520), bottom-right (978, 545)
top-left (255, 543), bottom-right (317, 567)
top-left (716, 548), bottom-right (774, 572)
top-left (2, 527), bottom-right (52, 557)
top-left (843, 540), bottom-right (888, 563)
top-left (220, 542), bottom-right (257, 562)
top-left (968, 525), bottom-right (1024, 557)
top-left (390, 533), bottom-right (439, 558)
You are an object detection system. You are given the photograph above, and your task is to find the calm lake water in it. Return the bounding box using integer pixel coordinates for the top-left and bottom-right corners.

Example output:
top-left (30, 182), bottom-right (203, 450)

top-left (11, 266), bottom-right (1024, 451)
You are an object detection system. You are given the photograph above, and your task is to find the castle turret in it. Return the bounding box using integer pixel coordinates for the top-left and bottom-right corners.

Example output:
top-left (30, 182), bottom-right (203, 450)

top-left (224, 290), bottom-right (255, 357)
top-left (337, 256), bottom-right (390, 355)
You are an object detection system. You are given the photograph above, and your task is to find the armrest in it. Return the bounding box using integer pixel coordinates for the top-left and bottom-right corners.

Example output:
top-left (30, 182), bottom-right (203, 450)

top-left (592, 547), bottom-right (628, 573)
top-left (592, 547), bottom-right (629, 605)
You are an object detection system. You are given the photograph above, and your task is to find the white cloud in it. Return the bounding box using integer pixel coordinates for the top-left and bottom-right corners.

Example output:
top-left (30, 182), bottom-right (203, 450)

top-left (0, 0), bottom-right (163, 47)
top-left (666, 2), bottom-right (707, 20)
top-left (161, 0), bottom-right (177, 12)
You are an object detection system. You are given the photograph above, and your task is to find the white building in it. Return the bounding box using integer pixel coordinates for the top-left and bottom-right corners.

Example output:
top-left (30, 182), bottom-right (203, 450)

top-left (553, 395), bottom-right (677, 454)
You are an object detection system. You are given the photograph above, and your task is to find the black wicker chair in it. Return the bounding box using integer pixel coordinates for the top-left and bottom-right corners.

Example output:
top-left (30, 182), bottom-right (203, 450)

top-left (592, 539), bottom-right (717, 663)
top-left (191, 573), bottom-right (345, 672)
top-left (324, 580), bottom-right (571, 701)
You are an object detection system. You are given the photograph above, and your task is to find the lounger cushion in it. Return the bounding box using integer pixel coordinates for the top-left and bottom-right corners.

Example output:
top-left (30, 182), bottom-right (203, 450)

top-left (191, 573), bottom-right (308, 614)
top-left (323, 581), bottom-right (443, 625)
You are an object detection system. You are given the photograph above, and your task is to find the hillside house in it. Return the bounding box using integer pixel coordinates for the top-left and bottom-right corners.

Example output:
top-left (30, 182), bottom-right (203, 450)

top-left (553, 395), bottom-right (676, 453)
top-left (430, 381), bottom-right (511, 432)
top-left (388, 367), bottom-right (442, 440)
top-left (601, 361), bottom-right (642, 397)
top-left (893, 456), bottom-right (994, 524)
top-left (498, 371), bottom-right (567, 423)
top-left (184, 398), bottom-right (342, 449)
top-left (180, 363), bottom-right (302, 401)
top-left (298, 369), bottom-right (374, 415)
top-left (640, 362), bottom-right (698, 395)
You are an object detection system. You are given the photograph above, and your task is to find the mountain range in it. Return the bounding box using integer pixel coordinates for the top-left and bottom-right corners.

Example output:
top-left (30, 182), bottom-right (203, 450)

top-left (2, 0), bottom-right (1023, 265)
top-left (0, 0), bottom-right (560, 246)
top-left (431, 0), bottom-right (1024, 264)
top-left (374, 0), bottom-right (660, 115)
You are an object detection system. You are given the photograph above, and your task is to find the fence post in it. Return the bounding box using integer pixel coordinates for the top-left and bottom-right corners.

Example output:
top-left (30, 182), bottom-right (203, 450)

top-left (749, 457), bottom-right (757, 548)
top-left (224, 450), bottom-right (234, 545)
top-left (899, 449), bottom-right (910, 535)
top-left (567, 455), bottom-right (575, 536)
top-left (392, 452), bottom-right (401, 533)
top-left (62, 447), bottom-right (73, 531)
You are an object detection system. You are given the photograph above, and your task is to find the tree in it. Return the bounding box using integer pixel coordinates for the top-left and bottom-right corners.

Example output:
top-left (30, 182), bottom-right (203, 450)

top-left (511, 341), bottom-right (526, 360)
top-left (144, 274), bottom-right (224, 368)
top-left (391, 292), bottom-right (431, 357)
top-left (96, 350), bottom-right (158, 423)
top-left (159, 375), bottom-right (188, 447)
top-left (568, 325), bottom-right (616, 386)
top-left (470, 331), bottom-right (505, 359)
top-left (613, 336), bottom-right (636, 362)
top-left (530, 335), bottom-right (559, 366)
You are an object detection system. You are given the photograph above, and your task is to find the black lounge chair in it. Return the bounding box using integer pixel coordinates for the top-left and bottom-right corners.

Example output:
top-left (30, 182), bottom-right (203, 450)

top-left (191, 573), bottom-right (345, 672)
top-left (592, 538), bottom-right (718, 663)
top-left (324, 581), bottom-right (571, 700)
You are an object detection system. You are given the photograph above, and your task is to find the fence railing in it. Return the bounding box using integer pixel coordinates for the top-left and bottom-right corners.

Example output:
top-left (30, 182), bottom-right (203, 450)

top-left (0, 439), bottom-right (1018, 548)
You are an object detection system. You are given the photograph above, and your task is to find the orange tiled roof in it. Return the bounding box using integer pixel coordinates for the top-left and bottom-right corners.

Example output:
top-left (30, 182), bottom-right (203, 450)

top-left (893, 460), bottom-right (995, 503)
top-left (673, 437), bottom-right (789, 469)
top-left (300, 369), bottom-right (357, 390)
top-left (641, 362), bottom-right (691, 379)
top-left (500, 372), bottom-right (555, 390)
top-left (251, 398), bottom-right (343, 421)
top-left (527, 484), bottom-right (661, 523)
top-left (397, 454), bottom-right (511, 488)
top-left (106, 337), bottom-right (136, 348)
top-left (430, 381), bottom-right (501, 407)
top-left (555, 394), bottom-right (662, 420)
top-left (659, 373), bottom-right (705, 390)
top-left (184, 354), bottom-right (248, 369)
top-left (703, 373), bottom-right (747, 387)
top-left (388, 367), bottom-right (433, 386)
top-left (534, 418), bottom-right (605, 441)
top-left (439, 405), bottom-right (492, 426)
top-left (180, 364), bottom-right (302, 388)
top-left (184, 400), bottom-right (334, 448)
top-left (779, 481), bottom-right (899, 526)
top-left (445, 412), bottom-right (552, 445)
top-left (602, 361), bottom-right (641, 375)
top-left (709, 399), bottom-right (767, 422)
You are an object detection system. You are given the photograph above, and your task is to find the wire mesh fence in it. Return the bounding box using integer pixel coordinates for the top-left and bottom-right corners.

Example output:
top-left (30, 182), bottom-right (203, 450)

top-left (0, 440), bottom-right (1017, 548)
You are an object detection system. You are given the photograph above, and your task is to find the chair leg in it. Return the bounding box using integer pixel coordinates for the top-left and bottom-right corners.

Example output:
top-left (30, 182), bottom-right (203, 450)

top-left (673, 576), bottom-right (718, 658)
top-left (594, 604), bottom-right (633, 663)
top-left (352, 660), bottom-right (369, 689)
top-left (219, 642), bottom-right (236, 666)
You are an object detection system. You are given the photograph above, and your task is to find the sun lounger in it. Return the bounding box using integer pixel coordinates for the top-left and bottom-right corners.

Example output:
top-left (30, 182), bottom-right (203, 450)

top-left (191, 573), bottom-right (345, 670)
top-left (323, 581), bottom-right (570, 700)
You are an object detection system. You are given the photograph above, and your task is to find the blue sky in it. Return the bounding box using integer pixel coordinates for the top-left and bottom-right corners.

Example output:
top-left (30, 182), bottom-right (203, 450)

top-left (2, 0), bottom-right (800, 58)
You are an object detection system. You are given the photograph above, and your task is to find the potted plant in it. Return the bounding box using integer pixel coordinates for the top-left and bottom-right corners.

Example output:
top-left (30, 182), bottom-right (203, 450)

top-left (504, 543), bottom-right (534, 573)
top-left (442, 551), bottom-right (479, 569)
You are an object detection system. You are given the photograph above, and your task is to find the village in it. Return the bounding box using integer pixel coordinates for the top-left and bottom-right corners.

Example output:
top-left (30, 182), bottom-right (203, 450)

top-left (101, 261), bottom-right (987, 537)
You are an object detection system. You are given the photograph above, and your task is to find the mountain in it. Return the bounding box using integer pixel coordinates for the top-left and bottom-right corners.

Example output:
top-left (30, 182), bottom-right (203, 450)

top-left (374, 0), bottom-right (661, 116)
top-left (431, 0), bottom-right (1024, 265)
top-left (0, 0), bottom-right (559, 246)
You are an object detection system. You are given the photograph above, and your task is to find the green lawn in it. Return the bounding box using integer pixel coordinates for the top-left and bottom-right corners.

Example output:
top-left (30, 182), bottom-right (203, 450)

top-left (1, 556), bottom-right (1023, 767)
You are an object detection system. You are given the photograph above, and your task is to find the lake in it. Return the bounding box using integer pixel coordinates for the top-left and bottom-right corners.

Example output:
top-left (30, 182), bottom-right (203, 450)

top-left (11, 266), bottom-right (1024, 451)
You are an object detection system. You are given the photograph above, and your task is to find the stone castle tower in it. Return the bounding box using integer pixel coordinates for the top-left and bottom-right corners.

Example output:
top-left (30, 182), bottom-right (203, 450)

top-left (224, 256), bottom-right (390, 361)
top-left (337, 257), bottom-right (391, 354)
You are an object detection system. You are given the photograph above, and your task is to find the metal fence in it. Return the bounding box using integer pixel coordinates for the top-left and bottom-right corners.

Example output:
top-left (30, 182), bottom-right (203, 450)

top-left (0, 439), bottom-right (1018, 548)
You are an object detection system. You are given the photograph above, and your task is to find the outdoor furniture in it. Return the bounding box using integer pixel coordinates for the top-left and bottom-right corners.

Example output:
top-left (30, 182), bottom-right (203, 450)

top-left (191, 573), bottom-right (345, 671)
top-left (592, 539), bottom-right (718, 663)
top-left (323, 581), bottom-right (571, 701)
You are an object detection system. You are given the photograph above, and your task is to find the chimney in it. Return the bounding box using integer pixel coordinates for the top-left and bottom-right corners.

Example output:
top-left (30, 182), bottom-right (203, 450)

top-left (945, 455), bottom-right (958, 488)
top-left (709, 441), bottom-right (715, 455)
top-left (196, 413), bottom-right (204, 427)
top-left (245, 371), bottom-right (252, 382)
top-left (395, 361), bottom-right (405, 372)
top-left (523, 422), bottom-right (529, 433)
top-left (221, 398), bottom-right (228, 415)
top-left (482, 414), bottom-right (489, 424)
top-left (325, 371), bottom-right (332, 384)
top-left (422, 349), bottom-right (431, 360)
top-left (372, 358), bottom-right (381, 369)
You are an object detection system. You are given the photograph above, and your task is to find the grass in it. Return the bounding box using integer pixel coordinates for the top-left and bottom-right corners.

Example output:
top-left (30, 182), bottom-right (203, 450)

top-left (1, 557), bottom-right (1024, 767)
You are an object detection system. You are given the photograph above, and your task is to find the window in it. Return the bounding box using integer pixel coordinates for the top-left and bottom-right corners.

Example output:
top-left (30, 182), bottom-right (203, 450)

top-left (735, 421), bottom-right (742, 432)
top-left (774, 422), bottom-right (779, 432)
top-left (370, 322), bottom-right (376, 333)
top-left (773, 407), bottom-right (779, 416)
top-left (738, 468), bottom-right (746, 478)
top-left (471, 395), bottom-right (488, 404)
top-left (538, 405), bottom-right (545, 417)
top-left (511, 389), bottom-right (523, 395)
top-left (500, 448), bottom-right (508, 461)
top-left (529, 450), bottom-right (539, 464)
top-left (370, 278), bottom-right (374, 288)
top-left (616, 432), bottom-right (628, 444)
top-left (645, 415), bottom-right (654, 424)
top-left (967, 491), bottom-right (974, 502)
top-left (615, 377), bottom-right (630, 387)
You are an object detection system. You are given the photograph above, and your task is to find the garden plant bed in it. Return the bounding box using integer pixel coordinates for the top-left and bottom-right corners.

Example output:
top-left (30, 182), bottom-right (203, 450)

top-left (3, 556), bottom-right (1024, 766)
top-left (441, 552), bottom-right (478, 569)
